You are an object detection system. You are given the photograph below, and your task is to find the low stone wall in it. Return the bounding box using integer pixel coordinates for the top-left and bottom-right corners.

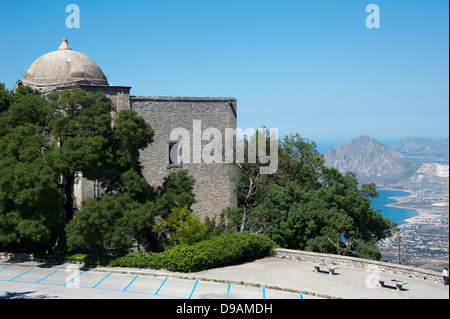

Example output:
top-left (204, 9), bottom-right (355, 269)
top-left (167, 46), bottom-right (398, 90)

top-left (274, 248), bottom-right (443, 283)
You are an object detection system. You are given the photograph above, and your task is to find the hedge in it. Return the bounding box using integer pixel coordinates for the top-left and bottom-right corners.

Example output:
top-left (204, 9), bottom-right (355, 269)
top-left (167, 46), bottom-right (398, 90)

top-left (109, 232), bottom-right (277, 272)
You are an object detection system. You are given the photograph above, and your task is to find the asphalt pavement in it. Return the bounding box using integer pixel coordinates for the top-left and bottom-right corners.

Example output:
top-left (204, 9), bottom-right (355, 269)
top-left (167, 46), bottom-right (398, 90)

top-left (1, 257), bottom-right (448, 299)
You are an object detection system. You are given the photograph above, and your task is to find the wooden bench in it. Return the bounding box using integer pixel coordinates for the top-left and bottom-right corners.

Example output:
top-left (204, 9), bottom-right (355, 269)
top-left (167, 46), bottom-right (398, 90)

top-left (378, 279), bottom-right (408, 290)
top-left (314, 263), bottom-right (338, 275)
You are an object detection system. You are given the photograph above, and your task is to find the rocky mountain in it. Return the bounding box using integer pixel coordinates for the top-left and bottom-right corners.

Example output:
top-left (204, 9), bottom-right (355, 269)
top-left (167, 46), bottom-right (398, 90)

top-left (391, 136), bottom-right (449, 163)
top-left (323, 135), bottom-right (419, 185)
top-left (409, 162), bottom-right (449, 186)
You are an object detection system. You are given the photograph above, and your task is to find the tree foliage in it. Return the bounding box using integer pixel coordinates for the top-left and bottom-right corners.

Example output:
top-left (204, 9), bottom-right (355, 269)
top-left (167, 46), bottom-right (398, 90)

top-left (65, 169), bottom-right (198, 253)
top-left (0, 85), bottom-right (64, 252)
top-left (154, 169), bottom-right (196, 218)
top-left (0, 85), bottom-right (156, 253)
top-left (226, 132), bottom-right (393, 260)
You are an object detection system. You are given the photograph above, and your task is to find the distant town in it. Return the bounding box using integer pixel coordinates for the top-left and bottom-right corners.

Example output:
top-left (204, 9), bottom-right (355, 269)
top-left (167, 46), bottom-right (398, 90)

top-left (376, 184), bottom-right (449, 272)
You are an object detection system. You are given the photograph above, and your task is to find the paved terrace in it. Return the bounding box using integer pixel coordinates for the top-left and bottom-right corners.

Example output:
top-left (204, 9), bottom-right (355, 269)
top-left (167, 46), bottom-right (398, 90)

top-left (1, 249), bottom-right (448, 299)
top-left (191, 256), bottom-right (448, 299)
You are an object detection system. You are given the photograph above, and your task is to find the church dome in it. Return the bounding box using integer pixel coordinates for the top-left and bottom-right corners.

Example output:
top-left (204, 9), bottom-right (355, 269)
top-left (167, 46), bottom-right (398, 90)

top-left (22, 38), bottom-right (108, 87)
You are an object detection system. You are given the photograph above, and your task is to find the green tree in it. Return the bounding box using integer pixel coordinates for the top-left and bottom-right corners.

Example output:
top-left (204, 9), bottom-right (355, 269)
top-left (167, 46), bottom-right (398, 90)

top-left (123, 200), bottom-right (158, 251)
top-left (44, 88), bottom-right (154, 220)
top-left (226, 132), bottom-right (393, 260)
top-left (0, 88), bottom-right (64, 252)
top-left (45, 88), bottom-right (116, 220)
top-left (0, 83), bottom-right (12, 113)
top-left (65, 170), bottom-right (159, 253)
top-left (0, 85), bottom-right (155, 253)
top-left (232, 129), bottom-right (275, 231)
top-left (112, 109), bottom-right (154, 172)
top-left (103, 109), bottom-right (155, 194)
top-left (229, 132), bottom-right (324, 232)
top-left (65, 169), bottom-right (198, 253)
top-left (65, 194), bottom-right (131, 253)
top-left (276, 133), bottom-right (324, 194)
top-left (155, 170), bottom-right (196, 218)
top-left (316, 168), bottom-right (391, 249)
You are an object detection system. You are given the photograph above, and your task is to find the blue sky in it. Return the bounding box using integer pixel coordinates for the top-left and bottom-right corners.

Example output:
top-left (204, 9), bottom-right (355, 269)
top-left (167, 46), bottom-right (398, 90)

top-left (0, 0), bottom-right (448, 150)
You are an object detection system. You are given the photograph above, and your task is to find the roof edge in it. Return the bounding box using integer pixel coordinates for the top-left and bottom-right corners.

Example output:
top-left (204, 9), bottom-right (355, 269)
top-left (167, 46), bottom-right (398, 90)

top-left (131, 96), bottom-right (237, 102)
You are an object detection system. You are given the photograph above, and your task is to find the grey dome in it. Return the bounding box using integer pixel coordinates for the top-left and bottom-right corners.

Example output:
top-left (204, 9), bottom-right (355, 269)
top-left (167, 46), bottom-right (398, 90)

top-left (22, 38), bottom-right (108, 87)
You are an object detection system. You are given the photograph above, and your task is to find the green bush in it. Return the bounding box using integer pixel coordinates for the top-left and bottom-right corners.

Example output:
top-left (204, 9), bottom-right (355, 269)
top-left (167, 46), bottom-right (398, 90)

top-left (109, 232), bottom-right (276, 272)
top-left (152, 206), bottom-right (209, 248)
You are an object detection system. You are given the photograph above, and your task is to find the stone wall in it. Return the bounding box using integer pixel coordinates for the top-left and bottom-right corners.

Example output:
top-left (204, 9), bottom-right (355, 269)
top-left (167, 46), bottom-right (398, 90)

top-left (274, 248), bottom-right (443, 283)
top-left (78, 84), bottom-right (131, 124)
top-left (131, 96), bottom-right (237, 219)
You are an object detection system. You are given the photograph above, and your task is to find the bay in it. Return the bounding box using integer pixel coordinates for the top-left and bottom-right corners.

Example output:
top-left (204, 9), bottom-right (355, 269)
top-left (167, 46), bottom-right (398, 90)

top-left (371, 190), bottom-right (419, 225)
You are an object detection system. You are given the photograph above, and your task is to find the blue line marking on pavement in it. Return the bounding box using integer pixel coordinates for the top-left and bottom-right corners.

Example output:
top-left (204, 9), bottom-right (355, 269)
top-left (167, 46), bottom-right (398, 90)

top-left (37, 282), bottom-right (64, 286)
top-left (126, 289), bottom-right (184, 299)
top-left (9, 268), bottom-right (34, 281)
top-left (64, 270), bottom-right (85, 286)
top-left (2, 268), bottom-right (306, 299)
top-left (0, 266), bottom-right (11, 273)
top-left (95, 287), bottom-right (122, 292)
top-left (125, 290), bottom-right (154, 296)
top-left (156, 293), bottom-right (186, 299)
top-left (92, 273), bottom-right (111, 288)
top-left (35, 269), bottom-right (59, 283)
top-left (123, 275), bottom-right (139, 291)
top-left (188, 280), bottom-right (199, 299)
top-left (155, 277), bottom-right (168, 295)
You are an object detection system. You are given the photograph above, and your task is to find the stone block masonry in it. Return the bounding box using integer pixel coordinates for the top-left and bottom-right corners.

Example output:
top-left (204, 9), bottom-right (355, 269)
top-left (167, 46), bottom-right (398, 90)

top-left (131, 96), bottom-right (237, 220)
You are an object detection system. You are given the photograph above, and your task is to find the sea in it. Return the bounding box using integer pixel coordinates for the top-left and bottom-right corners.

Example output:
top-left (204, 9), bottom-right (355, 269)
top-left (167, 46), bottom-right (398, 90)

top-left (371, 190), bottom-right (419, 225)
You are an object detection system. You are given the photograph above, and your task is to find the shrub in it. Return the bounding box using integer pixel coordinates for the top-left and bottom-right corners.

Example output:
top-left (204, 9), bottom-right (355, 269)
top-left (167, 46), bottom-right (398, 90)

top-left (108, 232), bottom-right (276, 272)
top-left (153, 206), bottom-right (209, 248)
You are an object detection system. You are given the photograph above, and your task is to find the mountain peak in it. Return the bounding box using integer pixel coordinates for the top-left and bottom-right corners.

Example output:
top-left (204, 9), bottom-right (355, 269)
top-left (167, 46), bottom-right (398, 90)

top-left (359, 134), bottom-right (375, 140)
top-left (324, 135), bottom-right (417, 185)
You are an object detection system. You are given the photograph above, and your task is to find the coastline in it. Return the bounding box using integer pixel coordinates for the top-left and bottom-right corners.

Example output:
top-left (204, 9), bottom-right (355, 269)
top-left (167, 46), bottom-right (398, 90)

top-left (385, 198), bottom-right (422, 217)
top-left (385, 192), bottom-right (448, 218)
top-left (374, 189), bottom-right (420, 225)
top-left (379, 187), bottom-right (447, 217)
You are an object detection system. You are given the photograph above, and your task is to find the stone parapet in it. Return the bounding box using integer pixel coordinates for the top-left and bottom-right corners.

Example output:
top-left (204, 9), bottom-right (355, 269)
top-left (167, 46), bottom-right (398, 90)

top-left (274, 248), bottom-right (443, 283)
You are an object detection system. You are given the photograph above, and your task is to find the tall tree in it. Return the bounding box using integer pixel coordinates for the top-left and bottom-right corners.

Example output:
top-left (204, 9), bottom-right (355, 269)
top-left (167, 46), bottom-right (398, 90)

top-left (45, 89), bottom-right (116, 220)
top-left (226, 132), bottom-right (393, 260)
top-left (0, 87), bottom-right (64, 252)
top-left (45, 88), bottom-right (155, 220)
top-left (231, 129), bottom-right (274, 231)
top-left (0, 85), bottom-right (155, 252)
top-left (65, 169), bottom-right (198, 253)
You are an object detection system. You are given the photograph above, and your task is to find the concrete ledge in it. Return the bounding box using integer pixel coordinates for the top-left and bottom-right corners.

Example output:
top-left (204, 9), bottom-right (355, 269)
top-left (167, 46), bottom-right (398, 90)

top-left (274, 248), bottom-right (442, 283)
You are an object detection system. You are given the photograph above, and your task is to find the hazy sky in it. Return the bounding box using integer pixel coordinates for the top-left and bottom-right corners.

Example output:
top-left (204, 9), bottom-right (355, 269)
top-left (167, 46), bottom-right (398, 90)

top-left (0, 0), bottom-right (448, 148)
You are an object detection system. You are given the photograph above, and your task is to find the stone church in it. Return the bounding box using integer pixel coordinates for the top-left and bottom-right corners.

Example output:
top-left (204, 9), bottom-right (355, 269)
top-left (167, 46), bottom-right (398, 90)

top-left (15, 38), bottom-right (237, 219)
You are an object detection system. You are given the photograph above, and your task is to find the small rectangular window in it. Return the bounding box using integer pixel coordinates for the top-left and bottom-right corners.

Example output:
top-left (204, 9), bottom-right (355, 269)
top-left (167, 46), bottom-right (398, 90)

top-left (167, 141), bottom-right (182, 168)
